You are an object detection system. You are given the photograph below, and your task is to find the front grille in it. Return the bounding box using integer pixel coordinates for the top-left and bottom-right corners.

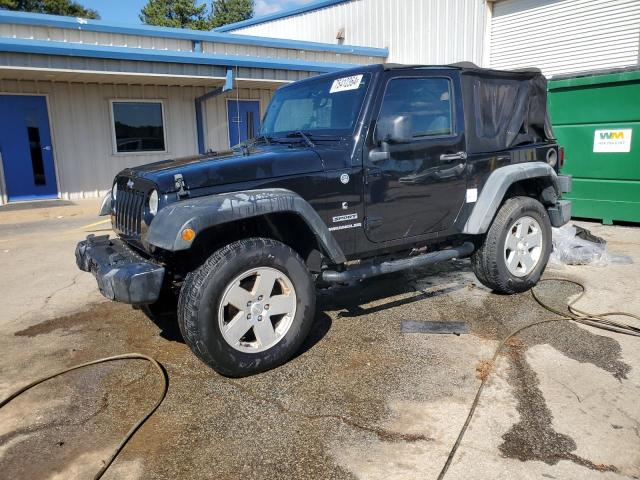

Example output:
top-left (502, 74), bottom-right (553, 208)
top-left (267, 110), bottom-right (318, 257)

top-left (114, 178), bottom-right (148, 237)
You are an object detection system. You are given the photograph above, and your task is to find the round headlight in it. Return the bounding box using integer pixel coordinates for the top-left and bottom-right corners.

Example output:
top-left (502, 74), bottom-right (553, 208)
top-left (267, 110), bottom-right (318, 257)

top-left (149, 189), bottom-right (159, 216)
top-left (546, 148), bottom-right (558, 168)
top-left (112, 181), bottom-right (118, 200)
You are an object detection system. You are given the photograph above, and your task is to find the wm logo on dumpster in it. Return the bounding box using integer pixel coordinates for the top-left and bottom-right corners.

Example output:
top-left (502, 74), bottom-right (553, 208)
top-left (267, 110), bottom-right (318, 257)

top-left (599, 131), bottom-right (625, 140)
top-left (593, 128), bottom-right (632, 153)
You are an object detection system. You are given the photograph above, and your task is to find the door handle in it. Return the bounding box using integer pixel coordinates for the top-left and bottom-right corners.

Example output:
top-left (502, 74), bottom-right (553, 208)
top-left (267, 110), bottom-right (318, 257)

top-left (440, 151), bottom-right (468, 162)
top-left (42, 146), bottom-right (52, 151)
top-left (369, 149), bottom-right (390, 163)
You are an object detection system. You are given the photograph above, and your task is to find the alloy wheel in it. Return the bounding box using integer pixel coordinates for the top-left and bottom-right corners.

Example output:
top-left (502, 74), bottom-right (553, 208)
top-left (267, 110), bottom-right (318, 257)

top-left (218, 267), bottom-right (297, 353)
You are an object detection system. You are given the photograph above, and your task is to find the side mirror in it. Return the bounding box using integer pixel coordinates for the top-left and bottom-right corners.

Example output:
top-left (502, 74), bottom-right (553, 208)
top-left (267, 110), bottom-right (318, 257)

top-left (375, 115), bottom-right (413, 144)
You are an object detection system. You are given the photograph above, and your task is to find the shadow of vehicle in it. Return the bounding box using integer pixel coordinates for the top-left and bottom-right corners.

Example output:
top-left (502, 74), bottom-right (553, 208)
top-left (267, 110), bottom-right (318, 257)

top-left (137, 261), bottom-right (471, 356)
top-left (137, 292), bottom-right (183, 343)
top-left (317, 260), bottom-right (470, 318)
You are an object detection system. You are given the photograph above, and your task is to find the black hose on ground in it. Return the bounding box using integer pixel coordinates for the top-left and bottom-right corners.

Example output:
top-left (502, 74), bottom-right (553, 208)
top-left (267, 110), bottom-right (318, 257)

top-left (0, 353), bottom-right (168, 480)
top-left (436, 278), bottom-right (640, 480)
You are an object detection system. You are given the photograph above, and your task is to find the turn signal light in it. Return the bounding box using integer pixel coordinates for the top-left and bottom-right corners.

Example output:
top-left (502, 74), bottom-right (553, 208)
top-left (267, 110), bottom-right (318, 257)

top-left (559, 147), bottom-right (565, 169)
top-left (181, 228), bottom-right (196, 242)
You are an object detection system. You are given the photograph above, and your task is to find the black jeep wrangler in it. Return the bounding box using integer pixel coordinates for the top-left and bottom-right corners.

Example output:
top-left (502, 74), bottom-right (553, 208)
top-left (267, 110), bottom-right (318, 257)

top-left (76, 63), bottom-right (571, 376)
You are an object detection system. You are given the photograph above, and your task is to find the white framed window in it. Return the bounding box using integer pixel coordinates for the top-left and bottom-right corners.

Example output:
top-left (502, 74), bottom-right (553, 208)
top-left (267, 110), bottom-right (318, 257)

top-left (109, 100), bottom-right (167, 154)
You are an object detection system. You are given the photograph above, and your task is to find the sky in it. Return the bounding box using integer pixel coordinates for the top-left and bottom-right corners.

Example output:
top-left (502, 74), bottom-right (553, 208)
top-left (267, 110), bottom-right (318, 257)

top-left (81, 0), bottom-right (317, 24)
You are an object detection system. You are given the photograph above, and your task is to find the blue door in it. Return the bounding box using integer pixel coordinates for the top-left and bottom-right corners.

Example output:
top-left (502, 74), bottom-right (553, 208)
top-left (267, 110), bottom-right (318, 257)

top-left (227, 100), bottom-right (260, 147)
top-left (0, 95), bottom-right (58, 201)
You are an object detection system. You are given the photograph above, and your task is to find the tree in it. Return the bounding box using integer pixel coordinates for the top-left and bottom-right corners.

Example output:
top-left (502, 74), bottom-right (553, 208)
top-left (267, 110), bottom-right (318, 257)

top-left (0, 0), bottom-right (100, 18)
top-left (140, 0), bottom-right (210, 30)
top-left (210, 0), bottom-right (253, 28)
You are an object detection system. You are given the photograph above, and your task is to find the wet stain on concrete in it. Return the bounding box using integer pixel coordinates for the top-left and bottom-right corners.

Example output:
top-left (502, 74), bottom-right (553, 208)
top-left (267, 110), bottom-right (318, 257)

top-left (431, 269), bottom-right (630, 471)
top-left (14, 302), bottom-right (109, 337)
top-left (223, 378), bottom-right (432, 444)
top-left (522, 280), bottom-right (631, 380)
top-left (499, 339), bottom-right (617, 472)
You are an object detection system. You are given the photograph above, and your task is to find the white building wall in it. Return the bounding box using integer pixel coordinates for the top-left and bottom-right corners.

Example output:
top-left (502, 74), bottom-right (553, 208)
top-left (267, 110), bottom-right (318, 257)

top-left (490, 0), bottom-right (640, 76)
top-left (231, 0), bottom-right (490, 65)
top-left (0, 80), bottom-right (276, 200)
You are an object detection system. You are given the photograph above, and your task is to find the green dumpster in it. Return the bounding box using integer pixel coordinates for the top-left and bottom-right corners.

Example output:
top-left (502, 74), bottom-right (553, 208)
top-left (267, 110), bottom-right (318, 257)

top-left (548, 67), bottom-right (640, 224)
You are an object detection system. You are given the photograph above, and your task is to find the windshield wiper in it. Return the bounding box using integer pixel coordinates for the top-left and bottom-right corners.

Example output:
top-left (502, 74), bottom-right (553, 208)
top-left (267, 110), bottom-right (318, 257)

top-left (244, 134), bottom-right (273, 148)
top-left (232, 134), bottom-right (274, 154)
top-left (286, 131), bottom-right (315, 148)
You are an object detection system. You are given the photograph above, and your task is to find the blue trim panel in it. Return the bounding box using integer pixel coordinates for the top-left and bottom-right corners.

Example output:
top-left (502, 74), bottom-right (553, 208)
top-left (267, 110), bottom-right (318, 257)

top-left (0, 37), bottom-right (358, 72)
top-left (223, 68), bottom-right (234, 92)
top-left (0, 10), bottom-right (387, 58)
top-left (216, 0), bottom-right (351, 32)
top-left (195, 99), bottom-right (205, 155)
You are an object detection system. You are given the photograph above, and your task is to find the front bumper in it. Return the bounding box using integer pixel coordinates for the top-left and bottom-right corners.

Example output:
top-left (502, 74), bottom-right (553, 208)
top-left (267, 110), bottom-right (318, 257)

top-left (75, 234), bottom-right (164, 305)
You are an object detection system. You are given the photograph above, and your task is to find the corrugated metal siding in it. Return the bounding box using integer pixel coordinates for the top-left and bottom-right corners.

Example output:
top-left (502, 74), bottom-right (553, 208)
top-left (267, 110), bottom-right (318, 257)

top-left (0, 24), bottom-right (193, 51)
top-left (0, 51), bottom-right (316, 83)
top-left (0, 80), bottom-right (277, 200)
top-left (490, 0), bottom-right (640, 76)
top-left (231, 0), bottom-right (489, 65)
top-left (0, 23), bottom-right (382, 66)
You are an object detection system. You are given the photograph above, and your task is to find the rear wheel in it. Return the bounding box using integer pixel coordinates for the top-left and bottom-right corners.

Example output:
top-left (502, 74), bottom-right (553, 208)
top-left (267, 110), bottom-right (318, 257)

top-left (178, 237), bottom-right (315, 377)
top-left (471, 196), bottom-right (551, 294)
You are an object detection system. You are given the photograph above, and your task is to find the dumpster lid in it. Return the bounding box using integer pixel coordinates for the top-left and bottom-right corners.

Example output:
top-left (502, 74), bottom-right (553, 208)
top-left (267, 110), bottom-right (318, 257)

top-left (549, 65), bottom-right (640, 90)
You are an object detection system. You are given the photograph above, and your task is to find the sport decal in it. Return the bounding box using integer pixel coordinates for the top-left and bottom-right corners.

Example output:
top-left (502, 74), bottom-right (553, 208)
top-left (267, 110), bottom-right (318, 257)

top-left (332, 213), bottom-right (358, 223)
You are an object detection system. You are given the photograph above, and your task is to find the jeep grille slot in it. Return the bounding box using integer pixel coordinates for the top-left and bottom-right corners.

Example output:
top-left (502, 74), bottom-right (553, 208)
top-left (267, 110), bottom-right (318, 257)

top-left (115, 185), bottom-right (145, 236)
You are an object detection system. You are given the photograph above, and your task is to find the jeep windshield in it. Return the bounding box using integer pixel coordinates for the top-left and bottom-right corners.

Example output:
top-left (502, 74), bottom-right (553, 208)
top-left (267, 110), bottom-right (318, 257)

top-left (261, 72), bottom-right (371, 139)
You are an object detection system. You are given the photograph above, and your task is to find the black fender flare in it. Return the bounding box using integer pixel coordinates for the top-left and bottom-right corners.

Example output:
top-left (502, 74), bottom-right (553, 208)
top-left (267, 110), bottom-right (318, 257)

top-left (145, 188), bottom-right (346, 264)
top-left (462, 162), bottom-right (563, 234)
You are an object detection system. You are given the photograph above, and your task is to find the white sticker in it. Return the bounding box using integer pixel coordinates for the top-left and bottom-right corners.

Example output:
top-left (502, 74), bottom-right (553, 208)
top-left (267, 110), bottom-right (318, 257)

top-left (466, 188), bottom-right (478, 203)
top-left (340, 173), bottom-right (350, 184)
top-left (593, 129), bottom-right (632, 153)
top-left (330, 74), bottom-right (363, 93)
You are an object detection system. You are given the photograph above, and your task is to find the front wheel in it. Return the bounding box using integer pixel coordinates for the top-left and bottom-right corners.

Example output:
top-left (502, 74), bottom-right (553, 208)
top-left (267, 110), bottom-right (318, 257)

top-left (178, 238), bottom-right (316, 377)
top-left (471, 196), bottom-right (552, 294)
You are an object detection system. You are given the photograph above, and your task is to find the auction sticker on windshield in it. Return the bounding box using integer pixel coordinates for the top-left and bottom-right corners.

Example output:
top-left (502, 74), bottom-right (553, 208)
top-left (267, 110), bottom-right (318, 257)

top-left (330, 74), bottom-right (364, 93)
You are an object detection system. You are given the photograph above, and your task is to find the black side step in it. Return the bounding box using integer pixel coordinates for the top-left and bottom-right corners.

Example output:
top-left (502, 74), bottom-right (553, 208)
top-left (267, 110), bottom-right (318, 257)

top-left (321, 242), bottom-right (475, 283)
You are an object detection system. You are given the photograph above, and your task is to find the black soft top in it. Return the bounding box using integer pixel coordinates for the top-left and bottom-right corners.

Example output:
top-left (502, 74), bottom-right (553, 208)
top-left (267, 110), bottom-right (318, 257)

top-left (383, 63), bottom-right (554, 153)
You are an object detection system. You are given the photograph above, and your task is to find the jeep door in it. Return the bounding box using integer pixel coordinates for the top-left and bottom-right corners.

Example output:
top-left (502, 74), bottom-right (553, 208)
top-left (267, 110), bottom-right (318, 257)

top-left (363, 71), bottom-right (467, 243)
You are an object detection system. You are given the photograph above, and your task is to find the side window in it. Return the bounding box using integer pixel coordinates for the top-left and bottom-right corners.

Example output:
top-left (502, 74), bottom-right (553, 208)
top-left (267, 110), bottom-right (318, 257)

top-left (378, 77), bottom-right (453, 138)
top-left (111, 101), bottom-right (166, 153)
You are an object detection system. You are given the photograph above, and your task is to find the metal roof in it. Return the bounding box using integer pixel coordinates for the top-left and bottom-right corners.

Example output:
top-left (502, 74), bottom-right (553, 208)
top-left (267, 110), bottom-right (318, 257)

top-left (215, 0), bottom-right (352, 32)
top-left (0, 9), bottom-right (388, 58)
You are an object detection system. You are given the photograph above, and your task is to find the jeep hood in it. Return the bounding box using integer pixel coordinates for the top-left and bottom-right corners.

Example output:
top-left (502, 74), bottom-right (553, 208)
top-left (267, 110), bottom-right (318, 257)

top-left (120, 144), bottom-right (323, 193)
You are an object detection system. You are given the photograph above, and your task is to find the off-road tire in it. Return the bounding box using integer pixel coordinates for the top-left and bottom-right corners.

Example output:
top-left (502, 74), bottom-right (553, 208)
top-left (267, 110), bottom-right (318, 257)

top-left (471, 196), bottom-right (552, 294)
top-left (178, 237), bottom-right (316, 377)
